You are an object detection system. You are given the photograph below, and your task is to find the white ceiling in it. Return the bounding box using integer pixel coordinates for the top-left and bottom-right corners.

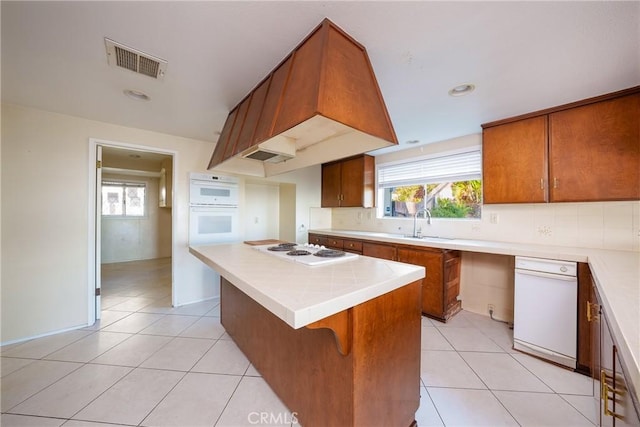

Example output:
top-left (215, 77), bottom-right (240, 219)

top-left (2, 1), bottom-right (639, 155)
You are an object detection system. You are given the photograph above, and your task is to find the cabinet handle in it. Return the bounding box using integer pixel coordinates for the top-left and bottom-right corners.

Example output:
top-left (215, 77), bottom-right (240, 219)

top-left (601, 370), bottom-right (623, 418)
top-left (540, 178), bottom-right (544, 190)
top-left (553, 178), bottom-right (559, 189)
top-left (586, 301), bottom-right (599, 322)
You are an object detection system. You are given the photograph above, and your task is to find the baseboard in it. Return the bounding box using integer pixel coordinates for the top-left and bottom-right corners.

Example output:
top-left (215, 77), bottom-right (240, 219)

top-left (1, 322), bottom-right (91, 347)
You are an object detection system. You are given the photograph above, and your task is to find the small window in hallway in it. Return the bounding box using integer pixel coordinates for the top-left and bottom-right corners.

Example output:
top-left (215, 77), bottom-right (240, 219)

top-left (102, 181), bottom-right (146, 217)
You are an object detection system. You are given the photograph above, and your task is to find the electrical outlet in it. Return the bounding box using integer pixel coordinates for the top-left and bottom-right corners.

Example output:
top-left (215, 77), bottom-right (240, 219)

top-left (487, 304), bottom-right (495, 313)
top-left (489, 213), bottom-right (499, 224)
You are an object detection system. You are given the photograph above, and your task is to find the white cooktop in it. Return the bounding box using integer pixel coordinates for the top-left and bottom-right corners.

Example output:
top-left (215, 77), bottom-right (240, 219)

top-left (253, 243), bottom-right (359, 266)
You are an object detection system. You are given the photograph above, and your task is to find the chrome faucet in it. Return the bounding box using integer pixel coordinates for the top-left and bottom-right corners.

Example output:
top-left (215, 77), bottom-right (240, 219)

top-left (412, 208), bottom-right (432, 237)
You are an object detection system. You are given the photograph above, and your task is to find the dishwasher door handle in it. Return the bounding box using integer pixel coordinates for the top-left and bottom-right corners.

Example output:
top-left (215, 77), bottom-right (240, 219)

top-left (515, 269), bottom-right (577, 281)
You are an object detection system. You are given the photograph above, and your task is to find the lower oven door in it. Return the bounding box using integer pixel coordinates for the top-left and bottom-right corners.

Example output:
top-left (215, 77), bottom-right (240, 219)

top-left (189, 206), bottom-right (240, 245)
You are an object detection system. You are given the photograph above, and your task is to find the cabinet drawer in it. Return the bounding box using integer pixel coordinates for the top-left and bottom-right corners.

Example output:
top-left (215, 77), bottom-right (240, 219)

top-left (362, 242), bottom-right (396, 261)
top-left (343, 239), bottom-right (363, 253)
top-left (342, 240), bottom-right (362, 254)
top-left (308, 234), bottom-right (327, 246)
top-left (326, 238), bottom-right (344, 249)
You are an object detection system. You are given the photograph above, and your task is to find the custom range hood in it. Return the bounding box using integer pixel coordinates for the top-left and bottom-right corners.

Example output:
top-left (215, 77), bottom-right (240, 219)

top-left (207, 18), bottom-right (398, 177)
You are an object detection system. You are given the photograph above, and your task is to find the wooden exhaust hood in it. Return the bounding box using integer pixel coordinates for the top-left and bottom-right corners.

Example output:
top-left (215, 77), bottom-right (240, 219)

top-left (207, 18), bottom-right (398, 177)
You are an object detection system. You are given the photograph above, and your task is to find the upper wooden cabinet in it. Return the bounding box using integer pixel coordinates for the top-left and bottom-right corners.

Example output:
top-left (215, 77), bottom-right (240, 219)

top-left (549, 93), bottom-right (640, 202)
top-left (483, 116), bottom-right (548, 204)
top-left (321, 154), bottom-right (374, 208)
top-left (482, 87), bottom-right (640, 204)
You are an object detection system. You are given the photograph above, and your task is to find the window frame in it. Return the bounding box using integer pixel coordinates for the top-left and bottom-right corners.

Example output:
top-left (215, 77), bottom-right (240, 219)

top-left (375, 147), bottom-right (482, 220)
top-left (101, 180), bottom-right (148, 218)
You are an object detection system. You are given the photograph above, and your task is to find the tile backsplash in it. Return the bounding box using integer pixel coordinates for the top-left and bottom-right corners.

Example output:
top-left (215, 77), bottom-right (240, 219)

top-left (322, 201), bottom-right (640, 252)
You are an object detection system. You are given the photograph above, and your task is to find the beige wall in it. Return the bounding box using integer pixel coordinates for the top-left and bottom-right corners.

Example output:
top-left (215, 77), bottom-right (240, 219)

top-left (1, 104), bottom-right (214, 343)
top-left (244, 182), bottom-right (280, 241)
top-left (1, 103), bottom-right (323, 343)
top-left (101, 173), bottom-right (172, 263)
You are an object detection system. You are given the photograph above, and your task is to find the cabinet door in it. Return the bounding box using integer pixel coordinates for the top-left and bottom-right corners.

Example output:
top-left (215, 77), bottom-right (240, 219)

top-left (601, 307), bottom-right (616, 427)
top-left (341, 155), bottom-right (374, 208)
top-left (443, 252), bottom-right (462, 318)
top-left (577, 263), bottom-right (593, 375)
top-left (397, 248), bottom-right (444, 319)
top-left (549, 93), bottom-right (640, 202)
top-left (591, 286), bottom-right (602, 426)
top-left (362, 242), bottom-right (396, 261)
top-left (613, 346), bottom-right (640, 427)
top-left (482, 116), bottom-right (548, 203)
top-left (321, 161), bottom-right (342, 207)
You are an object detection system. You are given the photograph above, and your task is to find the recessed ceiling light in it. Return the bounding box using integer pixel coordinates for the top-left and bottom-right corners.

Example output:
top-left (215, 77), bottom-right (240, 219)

top-left (406, 140), bottom-right (420, 144)
top-left (129, 154), bottom-right (141, 159)
top-left (123, 89), bottom-right (150, 101)
top-left (448, 84), bottom-right (475, 97)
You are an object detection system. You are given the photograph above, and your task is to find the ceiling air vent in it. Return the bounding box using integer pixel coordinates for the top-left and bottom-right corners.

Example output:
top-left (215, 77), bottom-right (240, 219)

top-left (105, 38), bottom-right (167, 80)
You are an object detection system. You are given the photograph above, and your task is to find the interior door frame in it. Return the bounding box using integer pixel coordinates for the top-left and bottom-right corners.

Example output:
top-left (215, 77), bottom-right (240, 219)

top-left (87, 138), bottom-right (178, 326)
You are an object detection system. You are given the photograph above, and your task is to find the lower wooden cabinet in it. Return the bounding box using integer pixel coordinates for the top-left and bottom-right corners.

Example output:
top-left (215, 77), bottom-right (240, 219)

top-left (589, 281), bottom-right (640, 426)
top-left (309, 233), bottom-right (462, 322)
top-left (397, 246), bottom-right (461, 322)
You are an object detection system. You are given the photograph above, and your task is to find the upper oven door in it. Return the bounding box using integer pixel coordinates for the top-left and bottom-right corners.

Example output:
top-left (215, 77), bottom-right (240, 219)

top-left (190, 179), bottom-right (238, 206)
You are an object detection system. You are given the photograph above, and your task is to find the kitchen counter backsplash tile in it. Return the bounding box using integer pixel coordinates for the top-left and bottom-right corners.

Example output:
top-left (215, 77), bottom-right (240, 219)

top-left (328, 201), bottom-right (639, 252)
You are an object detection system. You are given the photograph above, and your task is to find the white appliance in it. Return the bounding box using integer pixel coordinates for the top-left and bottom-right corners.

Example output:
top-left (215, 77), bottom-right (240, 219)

top-left (254, 243), bottom-right (359, 266)
top-left (513, 256), bottom-right (578, 369)
top-left (189, 206), bottom-right (240, 246)
top-left (189, 173), bottom-right (240, 245)
top-left (189, 172), bottom-right (239, 206)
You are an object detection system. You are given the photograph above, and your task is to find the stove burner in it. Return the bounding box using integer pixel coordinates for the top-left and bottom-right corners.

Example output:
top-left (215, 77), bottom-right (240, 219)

top-left (314, 249), bottom-right (346, 258)
top-left (287, 250), bottom-right (312, 256)
top-left (267, 243), bottom-right (297, 252)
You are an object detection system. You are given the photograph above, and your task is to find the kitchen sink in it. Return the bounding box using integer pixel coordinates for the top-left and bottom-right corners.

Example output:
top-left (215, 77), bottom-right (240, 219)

top-left (401, 235), bottom-right (455, 241)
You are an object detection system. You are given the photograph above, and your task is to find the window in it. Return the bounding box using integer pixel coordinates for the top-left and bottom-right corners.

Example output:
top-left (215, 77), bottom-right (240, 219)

top-left (102, 181), bottom-right (146, 217)
top-left (377, 149), bottom-right (482, 219)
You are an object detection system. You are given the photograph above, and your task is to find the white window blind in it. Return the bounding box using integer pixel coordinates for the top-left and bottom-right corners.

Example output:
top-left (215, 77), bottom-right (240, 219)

top-left (378, 149), bottom-right (481, 188)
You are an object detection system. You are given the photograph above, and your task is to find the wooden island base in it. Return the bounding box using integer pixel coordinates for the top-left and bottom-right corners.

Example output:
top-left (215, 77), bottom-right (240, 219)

top-left (221, 278), bottom-right (422, 427)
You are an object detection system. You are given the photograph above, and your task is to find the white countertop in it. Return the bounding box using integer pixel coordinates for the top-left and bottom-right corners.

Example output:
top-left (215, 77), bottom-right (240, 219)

top-left (310, 228), bottom-right (640, 404)
top-left (189, 243), bottom-right (425, 329)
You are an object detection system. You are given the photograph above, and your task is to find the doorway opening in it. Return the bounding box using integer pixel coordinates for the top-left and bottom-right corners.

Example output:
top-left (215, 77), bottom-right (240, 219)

top-left (88, 138), bottom-right (176, 325)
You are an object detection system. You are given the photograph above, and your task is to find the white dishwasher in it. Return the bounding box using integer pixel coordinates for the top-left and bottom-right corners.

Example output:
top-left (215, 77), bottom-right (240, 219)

top-left (513, 256), bottom-right (578, 369)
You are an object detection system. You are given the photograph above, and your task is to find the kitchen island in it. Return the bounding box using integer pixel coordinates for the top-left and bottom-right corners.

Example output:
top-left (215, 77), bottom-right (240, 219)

top-left (190, 243), bottom-right (425, 427)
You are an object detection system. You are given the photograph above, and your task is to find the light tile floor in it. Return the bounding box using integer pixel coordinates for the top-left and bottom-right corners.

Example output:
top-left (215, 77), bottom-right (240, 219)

top-left (1, 258), bottom-right (597, 426)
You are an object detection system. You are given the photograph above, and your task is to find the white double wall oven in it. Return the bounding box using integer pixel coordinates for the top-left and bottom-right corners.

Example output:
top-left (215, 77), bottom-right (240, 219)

top-left (189, 173), bottom-right (240, 246)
